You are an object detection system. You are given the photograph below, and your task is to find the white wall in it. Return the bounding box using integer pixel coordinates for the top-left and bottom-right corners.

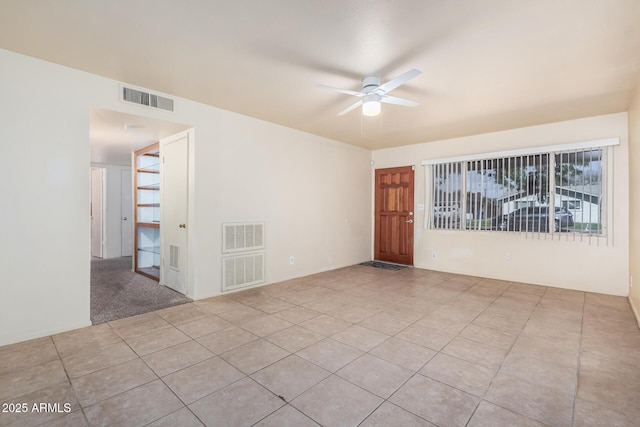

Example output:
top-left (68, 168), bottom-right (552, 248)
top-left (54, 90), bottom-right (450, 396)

top-left (1, 52), bottom-right (93, 344)
top-left (0, 49), bottom-right (371, 346)
top-left (91, 163), bottom-right (132, 260)
top-left (373, 113), bottom-right (630, 296)
top-left (191, 113), bottom-right (372, 299)
top-left (628, 88), bottom-right (640, 325)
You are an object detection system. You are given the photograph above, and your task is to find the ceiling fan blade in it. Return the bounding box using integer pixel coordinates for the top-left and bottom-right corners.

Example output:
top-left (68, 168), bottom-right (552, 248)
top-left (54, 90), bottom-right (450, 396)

top-left (380, 95), bottom-right (419, 107)
top-left (338, 100), bottom-right (364, 116)
top-left (316, 84), bottom-right (364, 97)
top-left (377, 68), bottom-right (422, 94)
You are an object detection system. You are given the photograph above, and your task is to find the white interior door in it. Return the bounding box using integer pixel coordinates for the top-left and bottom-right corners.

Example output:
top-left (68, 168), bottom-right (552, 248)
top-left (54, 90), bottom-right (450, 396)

top-left (120, 168), bottom-right (133, 257)
top-left (161, 132), bottom-right (189, 294)
top-left (90, 168), bottom-right (104, 258)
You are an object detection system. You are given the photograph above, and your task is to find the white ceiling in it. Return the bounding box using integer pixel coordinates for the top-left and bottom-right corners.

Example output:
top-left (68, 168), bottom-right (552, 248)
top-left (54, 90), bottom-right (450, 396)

top-left (2, 0), bottom-right (640, 151)
top-left (90, 109), bottom-right (191, 165)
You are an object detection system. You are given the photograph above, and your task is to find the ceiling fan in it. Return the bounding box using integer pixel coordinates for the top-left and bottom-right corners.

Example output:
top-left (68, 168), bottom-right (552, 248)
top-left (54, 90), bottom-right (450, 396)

top-left (318, 68), bottom-right (422, 117)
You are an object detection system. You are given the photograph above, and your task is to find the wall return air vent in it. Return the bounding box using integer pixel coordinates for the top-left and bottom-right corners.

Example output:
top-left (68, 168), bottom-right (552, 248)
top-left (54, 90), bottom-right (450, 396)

top-left (221, 222), bottom-right (266, 292)
top-left (122, 86), bottom-right (175, 112)
top-left (222, 252), bottom-right (265, 292)
top-left (222, 222), bottom-right (265, 254)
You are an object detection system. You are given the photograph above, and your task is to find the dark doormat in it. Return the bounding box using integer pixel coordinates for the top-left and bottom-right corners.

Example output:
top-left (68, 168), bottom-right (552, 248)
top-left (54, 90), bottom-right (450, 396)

top-left (359, 261), bottom-right (408, 271)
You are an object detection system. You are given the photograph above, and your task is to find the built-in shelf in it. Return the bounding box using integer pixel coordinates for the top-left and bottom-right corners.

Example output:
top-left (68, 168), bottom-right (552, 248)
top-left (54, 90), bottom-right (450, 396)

top-left (138, 222), bottom-right (160, 228)
top-left (134, 142), bottom-right (160, 281)
top-left (138, 245), bottom-right (160, 254)
top-left (138, 266), bottom-right (160, 278)
top-left (138, 168), bottom-right (159, 174)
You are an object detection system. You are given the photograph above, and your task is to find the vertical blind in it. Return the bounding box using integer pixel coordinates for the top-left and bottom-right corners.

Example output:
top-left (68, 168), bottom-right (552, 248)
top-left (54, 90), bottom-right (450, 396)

top-left (422, 139), bottom-right (616, 244)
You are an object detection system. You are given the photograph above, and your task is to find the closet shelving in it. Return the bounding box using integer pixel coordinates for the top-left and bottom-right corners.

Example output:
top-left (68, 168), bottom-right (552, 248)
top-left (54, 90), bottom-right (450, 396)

top-left (134, 142), bottom-right (160, 281)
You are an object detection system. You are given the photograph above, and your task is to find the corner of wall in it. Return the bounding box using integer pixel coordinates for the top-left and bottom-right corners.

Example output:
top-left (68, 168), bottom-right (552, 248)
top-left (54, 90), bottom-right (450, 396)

top-left (627, 81), bottom-right (640, 326)
top-left (629, 295), bottom-right (640, 328)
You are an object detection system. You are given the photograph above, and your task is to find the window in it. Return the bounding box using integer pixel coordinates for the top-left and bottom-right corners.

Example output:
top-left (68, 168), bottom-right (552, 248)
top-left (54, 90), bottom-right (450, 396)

top-left (562, 200), bottom-right (582, 211)
top-left (423, 139), bottom-right (615, 238)
top-left (555, 150), bottom-right (603, 233)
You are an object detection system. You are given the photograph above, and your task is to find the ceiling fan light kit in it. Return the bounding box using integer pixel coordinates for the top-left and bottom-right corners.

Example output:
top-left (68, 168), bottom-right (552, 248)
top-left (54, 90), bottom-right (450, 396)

top-left (318, 68), bottom-right (422, 117)
top-left (362, 95), bottom-right (381, 117)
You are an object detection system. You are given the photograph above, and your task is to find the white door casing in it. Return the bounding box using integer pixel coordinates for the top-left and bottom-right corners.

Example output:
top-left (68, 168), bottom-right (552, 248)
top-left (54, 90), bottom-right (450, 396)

top-left (160, 132), bottom-right (189, 294)
top-left (120, 168), bottom-right (133, 257)
top-left (90, 168), bottom-right (104, 258)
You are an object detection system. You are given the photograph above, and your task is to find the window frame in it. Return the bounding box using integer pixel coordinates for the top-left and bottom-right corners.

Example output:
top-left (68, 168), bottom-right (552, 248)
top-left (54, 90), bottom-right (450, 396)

top-left (422, 138), bottom-right (618, 237)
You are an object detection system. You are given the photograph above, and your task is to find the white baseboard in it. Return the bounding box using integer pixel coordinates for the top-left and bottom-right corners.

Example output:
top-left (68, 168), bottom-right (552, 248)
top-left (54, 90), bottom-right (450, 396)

top-left (0, 320), bottom-right (93, 348)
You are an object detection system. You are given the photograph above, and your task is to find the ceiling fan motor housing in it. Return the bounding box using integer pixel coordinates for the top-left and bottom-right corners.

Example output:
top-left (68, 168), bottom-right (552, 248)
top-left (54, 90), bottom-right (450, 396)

top-left (362, 76), bottom-right (381, 92)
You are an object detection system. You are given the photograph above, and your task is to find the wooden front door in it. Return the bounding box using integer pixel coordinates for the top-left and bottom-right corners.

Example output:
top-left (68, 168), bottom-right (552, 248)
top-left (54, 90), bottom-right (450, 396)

top-left (374, 166), bottom-right (415, 265)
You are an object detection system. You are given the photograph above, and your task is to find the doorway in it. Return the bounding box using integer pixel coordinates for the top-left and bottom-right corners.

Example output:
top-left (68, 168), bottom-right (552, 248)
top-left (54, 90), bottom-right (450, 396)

top-left (89, 108), bottom-right (192, 323)
top-left (374, 166), bottom-right (415, 265)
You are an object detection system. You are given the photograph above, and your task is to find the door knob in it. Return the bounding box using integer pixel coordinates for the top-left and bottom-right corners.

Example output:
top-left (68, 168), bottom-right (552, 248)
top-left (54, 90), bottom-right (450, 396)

top-left (179, 223), bottom-right (186, 229)
top-left (122, 217), bottom-right (127, 220)
top-left (406, 219), bottom-right (414, 223)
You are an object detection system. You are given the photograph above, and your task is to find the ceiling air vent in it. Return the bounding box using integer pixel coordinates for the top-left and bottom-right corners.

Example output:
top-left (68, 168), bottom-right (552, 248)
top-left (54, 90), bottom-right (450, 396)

top-left (122, 86), bottom-right (175, 112)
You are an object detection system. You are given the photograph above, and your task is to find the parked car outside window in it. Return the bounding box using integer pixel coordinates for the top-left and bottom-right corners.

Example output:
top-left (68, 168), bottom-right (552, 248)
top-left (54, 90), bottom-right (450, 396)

top-left (553, 207), bottom-right (575, 231)
top-left (499, 206), bottom-right (574, 232)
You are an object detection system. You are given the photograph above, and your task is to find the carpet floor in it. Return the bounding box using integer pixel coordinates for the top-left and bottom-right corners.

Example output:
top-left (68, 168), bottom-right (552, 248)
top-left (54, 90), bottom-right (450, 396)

top-left (91, 256), bottom-right (191, 324)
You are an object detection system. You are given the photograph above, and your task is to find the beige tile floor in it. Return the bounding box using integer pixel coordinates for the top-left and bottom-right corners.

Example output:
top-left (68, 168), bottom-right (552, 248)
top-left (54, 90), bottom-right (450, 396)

top-left (1, 265), bottom-right (639, 426)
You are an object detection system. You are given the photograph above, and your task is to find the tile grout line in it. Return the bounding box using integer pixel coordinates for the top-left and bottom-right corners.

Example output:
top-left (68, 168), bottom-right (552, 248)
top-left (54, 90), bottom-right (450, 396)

top-left (104, 318), bottom-right (204, 426)
top-left (48, 335), bottom-right (91, 427)
top-left (223, 277), bottom-right (343, 426)
top-left (9, 268), bottom-right (619, 426)
top-left (440, 278), bottom-right (516, 426)
top-left (467, 282), bottom-right (549, 426)
top-left (304, 276), bottom-right (508, 425)
top-left (218, 277), bottom-right (370, 426)
top-left (246, 272), bottom-right (393, 426)
top-left (570, 292), bottom-right (587, 427)
top-left (329, 277), bottom-right (498, 426)
top-left (354, 276), bottom-right (492, 425)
